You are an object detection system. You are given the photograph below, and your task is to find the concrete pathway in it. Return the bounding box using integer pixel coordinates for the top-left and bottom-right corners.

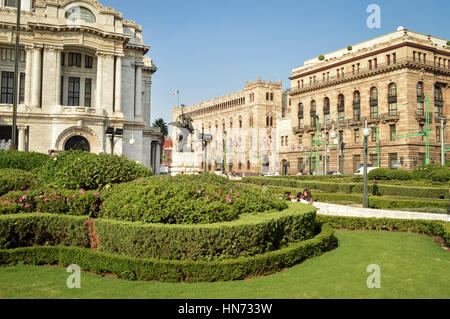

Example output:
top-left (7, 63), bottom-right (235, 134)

top-left (312, 202), bottom-right (450, 222)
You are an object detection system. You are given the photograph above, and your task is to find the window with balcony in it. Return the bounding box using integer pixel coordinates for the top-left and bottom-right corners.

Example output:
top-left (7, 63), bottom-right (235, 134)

top-left (338, 94), bottom-right (345, 124)
top-left (0, 71), bottom-right (13, 104)
top-left (417, 82), bottom-right (424, 116)
top-left (310, 101), bottom-right (316, 128)
top-left (298, 103), bottom-right (304, 128)
top-left (434, 85), bottom-right (444, 118)
top-left (323, 97), bottom-right (330, 126)
top-left (388, 83), bottom-right (397, 116)
top-left (84, 78), bottom-right (92, 107)
top-left (68, 53), bottom-right (81, 67)
top-left (370, 87), bottom-right (378, 119)
top-left (353, 91), bottom-right (361, 121)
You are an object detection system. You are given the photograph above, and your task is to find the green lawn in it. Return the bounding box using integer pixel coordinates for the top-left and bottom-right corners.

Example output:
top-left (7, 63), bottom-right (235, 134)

top-left (1, 231), bottom-right (449, 299)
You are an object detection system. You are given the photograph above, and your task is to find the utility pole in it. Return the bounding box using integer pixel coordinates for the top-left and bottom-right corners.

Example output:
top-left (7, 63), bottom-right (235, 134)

top-left (10, 0), bottom-right (21, 150)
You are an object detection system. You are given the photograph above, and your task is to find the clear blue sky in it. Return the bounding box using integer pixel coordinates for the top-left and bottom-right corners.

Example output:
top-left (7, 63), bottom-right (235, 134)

top-left (102, 0), bottom-right (450, 127)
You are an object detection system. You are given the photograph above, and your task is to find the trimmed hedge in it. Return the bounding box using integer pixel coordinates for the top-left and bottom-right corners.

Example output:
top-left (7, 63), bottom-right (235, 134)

top-left (0, 169), bottom-right (38, 196)
top-left (0, 223), bottom-right (336, 282)
top-left (95, 204), bottom-right (316, 261)
top-left (0, 150), bottom-right (50, 171)
top-left (243, 177), bottom-right (450, 199)
top-left (0, 214), bottom-right (90, 250)
top-left (0, 189), bottom-right (102, 217)
top-left (316, 215), bottom-right (450, 246)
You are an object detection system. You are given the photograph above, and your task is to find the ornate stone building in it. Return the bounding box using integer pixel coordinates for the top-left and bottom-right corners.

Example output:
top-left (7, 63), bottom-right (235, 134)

top-left (283, 29), bottom-right (449, 174)
top-left (172, 78), bottom-right (285, 176)
top-left (0, 0), bottom-right (163, 173)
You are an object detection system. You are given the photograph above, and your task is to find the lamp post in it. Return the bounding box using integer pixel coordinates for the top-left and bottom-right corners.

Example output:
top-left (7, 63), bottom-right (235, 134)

top-left (438, 117), bottom-right (449, 166)
top-left (362, 120), bottom-right (371, 208)
top-left (330, 125), bottom-right (338, 174)
top-left (10, 0), bottom-right (21, 150)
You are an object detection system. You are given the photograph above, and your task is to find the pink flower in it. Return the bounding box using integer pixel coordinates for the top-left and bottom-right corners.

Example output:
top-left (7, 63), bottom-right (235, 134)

top-left (229, 189), bottom-right (233, 193)
top-left (226, 195), bottom-right (232, 203)
top-left (19, 199), bottom-right (23, 203)
top-left (20, 187), bottom-right (24, 190)
top-left (72, 195), bottom-right (76, 198)
top-left (206, 196), bottom-right (209, 200)
top-left (80, 190), bottom-right (86, 195)
top-left (22, 195), bottom-right (27, 199)
top-left (44, 198), bottom-right (49, 202)
top-left (25, 204), bottom-right (30, 208)
top-left (197, 189), bottom-right (201, 194)
top-left (235, 192), bottom-right (239, 196)
top-left (32, 181), bottom-right (37, 184)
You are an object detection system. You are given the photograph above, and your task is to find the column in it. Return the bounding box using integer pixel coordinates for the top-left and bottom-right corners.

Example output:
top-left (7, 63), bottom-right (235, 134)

top-left (24, 46), bottom-right (32, 106)
top-left (135, 64), bottom-right (142, 119)
top-left (115, 56), bottom-right (122, 113)
top-left (155, 142), bottom-right (161, 176)
top-left (55, 49), bottom-right (62, 105)
top-left (96, 53), bottom-right (103, 109)
top-left (18, 127), bottom-right (26, 152)
top-left (31, 46), bottom-right (42, 107)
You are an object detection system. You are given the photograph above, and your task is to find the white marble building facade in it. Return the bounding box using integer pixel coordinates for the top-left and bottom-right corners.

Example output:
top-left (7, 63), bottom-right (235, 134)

top-left (0, 0), bottom-right (162, 173)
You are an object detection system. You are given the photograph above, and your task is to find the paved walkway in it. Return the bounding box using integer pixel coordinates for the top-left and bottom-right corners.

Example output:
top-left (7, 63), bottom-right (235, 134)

top-left (312, 202), bottom-right (450, 222)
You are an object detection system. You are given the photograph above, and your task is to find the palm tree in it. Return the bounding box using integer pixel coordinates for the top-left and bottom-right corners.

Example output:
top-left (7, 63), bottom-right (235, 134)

top-left (152, 118), bottom-right (168, 137)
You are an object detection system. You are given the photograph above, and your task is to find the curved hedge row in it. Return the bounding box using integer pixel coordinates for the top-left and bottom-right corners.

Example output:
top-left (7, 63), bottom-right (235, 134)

top-left (95, 204), bottom-right (316, 261)
top-left (0, 169), bottom-right (37, 196)
top-left (0, 150), bottom-right (50, 171)
top-left (0, 223), bottom-right (335, 282)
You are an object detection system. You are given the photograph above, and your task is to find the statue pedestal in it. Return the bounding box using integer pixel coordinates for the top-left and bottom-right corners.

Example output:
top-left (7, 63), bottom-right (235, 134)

top-left (170, 152), bottom-right (201, 176)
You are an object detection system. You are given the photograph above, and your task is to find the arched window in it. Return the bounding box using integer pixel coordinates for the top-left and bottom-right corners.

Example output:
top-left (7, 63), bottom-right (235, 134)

top-left (370, 87), bottom-right (378, 119)
top-left (434, 85), bottom-right (444, 118)
top-left (270, 117), bottom-right (273, 127)
top-left (353, 91), bottom-right (361, 121)
top-left (323, 97), bottom-right (330, 126)
top-left (417, 82), bottom-right (425, 116)
top-left (64, 136), bottom-right (90, 152)
top-left (65, 6), bottom-right (96, 23)
top-left (388, 83), bottom-right (397, 116)
top-left (338, 94), bottom-right (345, 123)
top-left (310, 100), bottom-right (317, 127)
top-left (298, 103), bottom-right (304, 128)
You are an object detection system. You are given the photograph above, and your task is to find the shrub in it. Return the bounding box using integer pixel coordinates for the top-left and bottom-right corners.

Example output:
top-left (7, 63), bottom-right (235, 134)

top-left (318, 55), bottom-right (325, 61)
top-left (0, 224), bottom-right (335, 283)
top-left (411, 163), bottom-right (443, 180)
top-left (0, 150), bottom-right (50, 172)
top-left (0, 214), bottom-right (90, 249)
top-left (429, 169), bottom-right (450, 182)
top-left (447, 40), bottom-right (450, 46)
top-left (95, 205), bottom-right (316, 261)
top-left (347, 45), bottom-right (353, 51)
top-left (37, 151), bottom-right (152, 190)
top-left (0, 188), bottom-right (102, 217)
top-left (368, 168), bottom-right (391, 180)
top-left (99, 174), bottom-right (288, 225)
top-left (0, 169), bottom-right (38, 196)
top-left (386, 169), bottom-right (411, 181)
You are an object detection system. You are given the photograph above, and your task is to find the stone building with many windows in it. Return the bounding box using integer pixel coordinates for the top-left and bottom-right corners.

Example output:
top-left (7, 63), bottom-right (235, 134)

top-left (283, 28), bottom-right (449, 174)
top-left (172, 78), bottom-right (285, 176)
top-left (0, 0), bottom-right (163, 173)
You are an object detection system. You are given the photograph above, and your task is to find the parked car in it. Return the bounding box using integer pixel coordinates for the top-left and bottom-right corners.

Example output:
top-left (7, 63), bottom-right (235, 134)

top-left (354, 167), bottom-right (378, 175)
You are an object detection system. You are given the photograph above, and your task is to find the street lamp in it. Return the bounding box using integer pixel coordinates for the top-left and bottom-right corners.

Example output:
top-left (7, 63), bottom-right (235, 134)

top-left (330, 127), bottom-right (337, 174)
top-left (10, 0), bottom-right (21, 150)
top-left (362, 120), bottom-right (372, 208)
top-left (438, 117), bottom-right (449, 166)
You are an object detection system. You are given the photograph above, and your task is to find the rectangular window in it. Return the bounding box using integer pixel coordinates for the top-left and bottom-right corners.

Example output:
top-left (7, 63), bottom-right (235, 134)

top-left (298, 158), bottom-right (305, 172)
top-left (389, 102), bottom-right (397, 116)
top-left (324, 114), bottom-right (330, 126)
top-left (370, 104), bottom-right (378, 119)
top-left (353, 155), bottom-right (361, 172)
top-left (85, 55), bottom-right (93, 69)
top-left (371, 127), bottom-right (377, 143)
top-left (60, 76), bottom-right (64, 105)
top-left (19, 73), bottom-right (25, 104)
top-left (369, 154), bottom-right (378, 167)
top-left (374, 58), bottom-right (377, 68)
top-left (19, 49), bottom-right (25, 62)
top-left (419, 124), bottom-right (425, 141)
top-left (418, 153), bottom-right (426, 166)
top-left (436, 127), bottom-right (441, 143)
top-left (353, 108), bottom-right (361, 121)
top-left (337, 69), bottom-right (340, 78)
top-left (386, 54), bottom-right (391, 65)
top-left (390, 124), bottom-right (396, 141)
top-left (369, 60), bottom-right (372, 70)
top-left (389, 153), bottom-right (398, 169)
top-left (281, 136), bottom-right (284, 146)
top-left (270, 93), bottom-right (274, 101)
top-left (393, 53), bottom-right (396, 64)
top-left (354, 129), bottom-right (360, 143)
top-left (61, 53), bottom-right (65, 66)
top-left (68, 77), bottom-right (80, 106)
top-left (68, 53), bottom-right (81, 67)
top-left (338, 111), bottom-right (345, 124)
top-left (84, 78), bottom-right (92, 107)
top-left (5, 0), bottom-right (18, 7)
top-left (1, 71), bottom-right (14, 104)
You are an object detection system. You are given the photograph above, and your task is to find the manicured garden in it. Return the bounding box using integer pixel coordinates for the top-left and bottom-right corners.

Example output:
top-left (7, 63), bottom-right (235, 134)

top-left (1, 230), bottom-right (449, 299)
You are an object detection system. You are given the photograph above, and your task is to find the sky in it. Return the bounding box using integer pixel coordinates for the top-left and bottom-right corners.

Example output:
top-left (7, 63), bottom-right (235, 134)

top-left (101, 0), bottom-right (450, 129)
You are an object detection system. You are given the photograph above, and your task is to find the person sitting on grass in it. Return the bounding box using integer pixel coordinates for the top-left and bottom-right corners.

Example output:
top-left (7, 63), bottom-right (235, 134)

top-left (261, 183), bottom-right (269, 194)
top-left (298, 189), bottom-right (314, 205)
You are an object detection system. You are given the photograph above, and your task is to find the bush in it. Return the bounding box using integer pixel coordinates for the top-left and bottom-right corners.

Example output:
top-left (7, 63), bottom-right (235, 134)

top-left (411, 163), bottom-right (443, 180)
top-left (0, 214), bottom-right (90, 249)
top-left (37, 151), bottom-right (152, 190)
top-left (99, 174), bottom-right (288, 225)
top-left (95, 204), bottom-right (316, 261)
top-left (347, 45), bottom-right (353, 51)
top-left (429, 169), bottom-right (450, 182)
top-left (368, 168), bottom-right (391, 180)
top-left (386, 169), bottom-right (411, 181)
top-left (0, 188), bottom-right (102, 217)
top-left (0, 150), bottom-right (50, 172)
top-left (0, 224), bottom-right (335, 282)
top-left (0, 169), bottom-right (38, 196)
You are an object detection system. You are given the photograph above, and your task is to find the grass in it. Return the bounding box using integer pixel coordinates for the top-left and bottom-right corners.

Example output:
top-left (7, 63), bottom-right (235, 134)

top-left (1, 231), bottom-right (449, 299)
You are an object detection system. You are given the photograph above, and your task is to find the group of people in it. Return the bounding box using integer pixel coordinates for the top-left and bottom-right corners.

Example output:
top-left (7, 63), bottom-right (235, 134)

top-left (283, 189), bottom-right (314, 205)
top-left (261, 183), bottom-right (314, 205)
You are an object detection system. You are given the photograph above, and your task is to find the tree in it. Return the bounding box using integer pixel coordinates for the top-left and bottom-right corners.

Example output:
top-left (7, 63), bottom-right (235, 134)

top-left (152, 118), bottom-right (168, 137)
